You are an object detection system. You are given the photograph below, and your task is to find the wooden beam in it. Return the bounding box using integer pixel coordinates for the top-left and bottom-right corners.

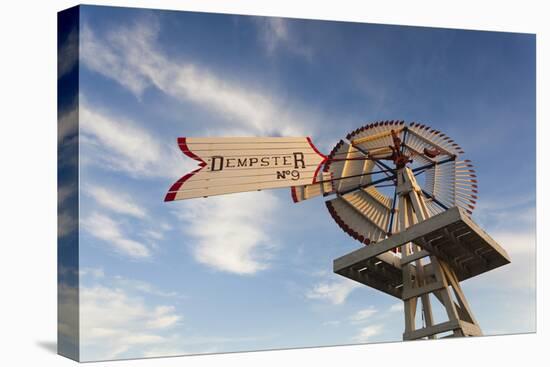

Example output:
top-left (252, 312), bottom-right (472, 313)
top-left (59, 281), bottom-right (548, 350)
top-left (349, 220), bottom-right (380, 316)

top-left (458, 210), bottom-right (511, 263)
top-left (400, 249), bottom-right (431, 265)
top-left (343, 268), bottom-right (402, 298)
top-left (459, 320), bottom-right (482, 336)
top-left (351, 127), bottom-right (404, 145)
top-left (401, 280), bottom-right (445, 300)
top-left (333, 207), bottom-right (463, 273)
top-left (403, 320), bottom-right (461, 340)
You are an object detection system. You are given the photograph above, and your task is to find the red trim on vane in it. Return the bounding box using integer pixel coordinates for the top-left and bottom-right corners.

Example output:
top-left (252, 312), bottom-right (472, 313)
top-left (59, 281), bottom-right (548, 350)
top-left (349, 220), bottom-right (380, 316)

top-left (306, 137), bottom-right (327, 184)
top-left (164, 192), bottom-right (177, 202)
top-left (178, 137), bottom-right (207, 165)
top-left (164, 137), bottom-right (208, 202)
top-left (291, 186), bottom-right (299, 203)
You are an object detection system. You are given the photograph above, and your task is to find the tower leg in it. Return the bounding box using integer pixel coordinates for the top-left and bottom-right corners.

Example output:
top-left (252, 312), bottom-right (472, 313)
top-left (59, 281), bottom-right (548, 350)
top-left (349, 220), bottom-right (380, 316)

top-left (401, 250), bottom-right (482, 340)
top-left (396, 167), bottom-right (482, 340)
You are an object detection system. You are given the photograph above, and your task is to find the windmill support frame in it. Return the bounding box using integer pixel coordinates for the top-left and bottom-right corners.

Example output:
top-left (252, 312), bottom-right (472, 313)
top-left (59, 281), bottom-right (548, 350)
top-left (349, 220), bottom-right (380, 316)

top-left (333, 167), bottom-right (510, 340)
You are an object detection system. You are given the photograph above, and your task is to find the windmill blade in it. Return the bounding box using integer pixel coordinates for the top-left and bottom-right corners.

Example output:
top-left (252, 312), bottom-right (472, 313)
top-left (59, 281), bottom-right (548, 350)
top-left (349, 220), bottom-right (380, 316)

top-left (326, 193), bottom-right (389, 245)
top-left (338, 145), bottom-right (377, 192)
top-left (291, 133), bottom-right (397, 203)
top-left (321, 122), bottom-right (404, 244)
top-left (347, 120), bottom-right (406, 152)
top-left (423, 159), bottom-right (477, 215)
top-left (407, 122), bottom-right (464, 157)
top-left (402, 145), bottom-right (434, 166)
top-left (322, 139), bottom-right (382, 194)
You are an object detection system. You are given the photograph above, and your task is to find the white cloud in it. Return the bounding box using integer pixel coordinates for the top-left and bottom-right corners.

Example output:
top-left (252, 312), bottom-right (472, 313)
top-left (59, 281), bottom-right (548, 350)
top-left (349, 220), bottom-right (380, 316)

top-left (352, 324), bottom-right (383, 343)
top-left (146, 306), bottom-right (181, 329)
top-left (80, 267), bottom-right (105, 279)
top-left (85, 184), bottom-right (147, 219)
top-left (257, 17), bottom-right (313, 60)
top-left (79, 284), bottom-right (183, 361)
top-left (81, 103), bottom-right (159, 166)
top-left (58, 182), bottom-right (76, 206)
top-left (306, 277), bottom-right (361, 305)
top-left (79, 100), bottom-right (193, 179)
top-left (350, 306), bottom-right (378, 323)
top-left (493, 231), bottom-right (536, 257)
top-left (81, 212), bottom-right (151, 259)
top-left (389, 302), bottom-right (404, 312)
top-left (58, 211), bottom-right (77, 238)
top-left (81, 20), bottom-right (316, 137)
top-left (58, 103), bottom-right (79, 169)
top-left (174, 191), bottom-right (279, 275)
top-left (261, 18), bottom-right (290, 54)
top-left (142, 229), bottom-right (164, 241)
top-left (74, 270), bottom-right (264, 360)
top-left (58, 27), bottom-right (78, 78)
top-left (470, 230), bottom-right (536, 290)
top-left (111, 275), bottom-right (182, 298)
top-left (58, 104), bottom-right (78, 145)
top-left (80, 22), bottom-right (156, 95)
top-left (474, 194), bottom-right (535, 232)
top-left (58, 284), bottom-right (78, 343)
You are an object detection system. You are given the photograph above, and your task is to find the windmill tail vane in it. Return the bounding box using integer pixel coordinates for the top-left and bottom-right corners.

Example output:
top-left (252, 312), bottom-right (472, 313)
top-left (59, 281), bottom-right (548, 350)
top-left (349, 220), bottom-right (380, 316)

top-left (164, 120), bottom-right (510, 341)
top-left (164, 136), bottom-right (328, 202)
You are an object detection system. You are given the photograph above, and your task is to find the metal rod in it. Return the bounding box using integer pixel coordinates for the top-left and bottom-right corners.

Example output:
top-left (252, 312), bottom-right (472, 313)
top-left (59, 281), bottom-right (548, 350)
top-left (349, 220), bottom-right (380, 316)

top-left (387, 186), bottom-right (398, 234)
top-left (351, 144), bottom-right (393, 170)
top-left (400, 128), bottom-right (408, 154)
top-left (421, 189), bottom-right (448, 210)
top-left (349, 143), bottom-right (397, 186)
top-left (314, 168), bottom-right (395, 185)
top-left (338, 174), bottom-right (397, 196)
top-left (375, 183), bottom-right (396, 188)
top-left (412, 156), bottom-right (456, 174)
top-left (329, 157), bottom-right (377, 162)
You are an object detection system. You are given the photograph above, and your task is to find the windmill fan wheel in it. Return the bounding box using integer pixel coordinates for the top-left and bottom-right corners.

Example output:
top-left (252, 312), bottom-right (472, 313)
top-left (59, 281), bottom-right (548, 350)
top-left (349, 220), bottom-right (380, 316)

top-left (322, 121), bottom-right (478, 246)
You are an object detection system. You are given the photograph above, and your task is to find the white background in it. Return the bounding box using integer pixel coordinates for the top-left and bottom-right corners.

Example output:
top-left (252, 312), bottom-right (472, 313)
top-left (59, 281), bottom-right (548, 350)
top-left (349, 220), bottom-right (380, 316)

top-left (0, 0), bottom-right (547, 366)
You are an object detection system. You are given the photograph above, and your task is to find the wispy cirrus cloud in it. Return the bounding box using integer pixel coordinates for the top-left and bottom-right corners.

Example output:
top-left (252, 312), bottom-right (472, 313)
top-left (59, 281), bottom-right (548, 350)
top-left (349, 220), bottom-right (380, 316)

top-left (81, 212), bottom-right (151, 259)
top-left (256, 17), bottom-right (313, 60)
top-left (350, 306), bottom-right (378, 323)
top-left (85, 184), bottom-right (147, 219)
top-left (389, 302), bottom-right (404, 312)
top-left (58, 211), bottom-right (77, 238)
top-left (58, 27), bottom-right (78, 79)
top-left (80, 19), bottom-right (317, 137)
top-left (352, 324), bottom-right (383, 343)
top-left (79, 100), bottom-right (193, 179)
top-left (469, 199), bottom-right (535, 291)
top-left (470, 231), bottom-right (536, 291)
top-left (306, 277), bottom-right (361, 305)
top-left (111, 275), bottom-right (183, 299)
top-left (260, 17), bottom-right (289, 54)
top-left (57, 280), bottom-right (180, 362)
top-left (58, 103), bottom-right (78, 145)
top-left (79, 284), bottom-right (182, 360)
top-left (68, 269), bottom-right (265, 360)
top-left (174, 191), bottom-right (280, 275)
top-left (65, 269), bottom-right (185, 360)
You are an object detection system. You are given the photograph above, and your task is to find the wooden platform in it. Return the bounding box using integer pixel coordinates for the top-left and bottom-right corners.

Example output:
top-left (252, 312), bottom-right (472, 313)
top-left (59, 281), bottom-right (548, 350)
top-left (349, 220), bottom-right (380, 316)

top-left (333, 207), bottom-right (511, 299)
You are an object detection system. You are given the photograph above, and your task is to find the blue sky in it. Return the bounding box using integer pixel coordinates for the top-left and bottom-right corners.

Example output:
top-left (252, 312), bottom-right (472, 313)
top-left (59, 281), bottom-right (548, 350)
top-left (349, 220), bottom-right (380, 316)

top-left (58, 5), bottom-right (535, 361)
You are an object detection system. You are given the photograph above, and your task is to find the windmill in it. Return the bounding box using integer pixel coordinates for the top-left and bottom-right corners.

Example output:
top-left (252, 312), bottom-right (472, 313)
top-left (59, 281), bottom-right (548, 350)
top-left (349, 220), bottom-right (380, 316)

top-left (165, 120), bottom-right (510, 340)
